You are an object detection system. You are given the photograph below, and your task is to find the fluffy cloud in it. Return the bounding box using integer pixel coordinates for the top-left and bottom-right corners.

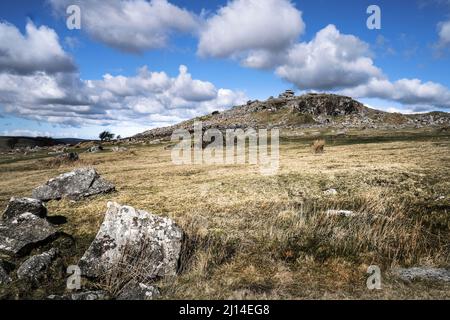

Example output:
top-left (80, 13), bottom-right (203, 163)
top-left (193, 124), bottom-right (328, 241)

top-left (275, 25), bottom-right (382, 90)
top-left (0, 21), bottom-right (75, 74)
top-left (49, 0), bottom-right (199, 53)
top-left (0, 18), bottom-right (247, 132)
top-left (437, 20), bottom-right (450, 48)
top-left (0, 64), bottom-right (247, 127)
top-left (340, 78), bottom-right (450, 109)
top-left (197, 0), bottom-right (304, 68)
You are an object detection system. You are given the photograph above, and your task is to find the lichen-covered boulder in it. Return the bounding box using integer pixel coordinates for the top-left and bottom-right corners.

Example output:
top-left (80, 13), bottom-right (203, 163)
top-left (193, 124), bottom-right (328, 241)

top-left (0, 212), bottom-right (58, 256)
top-left (32, 167), bottom-right (115, 201)
top-left (2, 197), bottom-right (47, 220)
top-left (17, 248), bottom-right (59, 283)
top-left (79, 202), bottom-right (183, 280)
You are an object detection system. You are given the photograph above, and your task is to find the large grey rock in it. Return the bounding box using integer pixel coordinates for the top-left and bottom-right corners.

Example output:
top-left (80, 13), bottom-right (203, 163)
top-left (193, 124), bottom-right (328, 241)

top-left (2, 197), bottom-right (47, 220)
top-left (32, 167), bottom-right (115, 201)
top-left (79, 202), bottom-right (183, 280)
top-left (117, 281), bottom-right (160, 300)
top-left (0, 212), bottom-right (58, 256)
top-left (394, 267), bottom-right (450, 283)
top-left (17, 248), bottom-right (58, 282)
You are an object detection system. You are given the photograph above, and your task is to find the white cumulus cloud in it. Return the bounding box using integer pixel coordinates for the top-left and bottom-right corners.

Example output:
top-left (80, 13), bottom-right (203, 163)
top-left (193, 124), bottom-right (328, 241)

top-left (340, 78), bottom-right (450, 109)
top-left (0, 20), bottom-right (75, 74)
top-left (49, 0), bottom-right (200, 53)
top-left (197, 0), bottom-right (304, 68)
top-left (275, 25), bottom-right (383, 90)
top-left (437, 20), bottom-right (450, 48)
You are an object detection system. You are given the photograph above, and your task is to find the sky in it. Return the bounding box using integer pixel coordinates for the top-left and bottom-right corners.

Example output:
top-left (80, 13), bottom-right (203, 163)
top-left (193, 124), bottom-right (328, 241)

top-left (0, 0), bottom-right (449, 139)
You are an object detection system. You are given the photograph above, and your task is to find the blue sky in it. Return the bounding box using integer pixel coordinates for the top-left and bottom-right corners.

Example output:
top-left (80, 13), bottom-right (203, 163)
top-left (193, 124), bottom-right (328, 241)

top-left (0, 0), bottom-right (449, 139)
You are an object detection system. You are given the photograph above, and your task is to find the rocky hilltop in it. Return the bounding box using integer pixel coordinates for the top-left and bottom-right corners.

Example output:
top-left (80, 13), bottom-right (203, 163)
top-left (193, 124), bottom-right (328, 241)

top-left (134, 91), bottom-right (450, 140)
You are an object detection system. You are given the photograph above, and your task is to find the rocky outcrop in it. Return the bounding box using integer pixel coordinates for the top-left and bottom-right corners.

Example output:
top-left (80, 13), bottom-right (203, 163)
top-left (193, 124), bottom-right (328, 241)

top-left (292, 93), bottom-right (365, 116)
top-left (394, 267), bottom-right (450, 283)
top-left (17, 248), bottom-right (59, 283)
top-left (79, 202), bottom-right (183, 280)
top-left (32, 167), bottom-right (115, 201)
top-left (2, 197), bottom-right (47, 220)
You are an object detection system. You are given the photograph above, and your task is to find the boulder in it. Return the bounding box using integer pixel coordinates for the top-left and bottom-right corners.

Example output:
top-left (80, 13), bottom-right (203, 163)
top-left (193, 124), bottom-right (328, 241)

top-left (79, 202), bottom-right (183, 280)
top-left (57, 152), bottom-right (79, 162)
top-left (323, 188), bottom-right (338, 196)
top-left (111, 146), bottom-right (128, 152)
top-left (117, 281), bottom-right (160, 300)
top-left (32, 167), bottom-right (115, 201)
top-left (2, 197), bottom-right (47, 220)
top-left (17, 248), bottom-right (58, 283)
top-left (394, 267), bottom-right (450, 283)
top-left (86, 146), bottom-right (103, 153)
top-left (0, 212), bottom-right (58, 256)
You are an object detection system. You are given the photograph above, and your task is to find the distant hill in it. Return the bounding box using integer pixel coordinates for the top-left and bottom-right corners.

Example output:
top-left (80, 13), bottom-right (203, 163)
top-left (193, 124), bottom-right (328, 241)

top-left (0, 136), bottom-right (87, 151)
top-left (134, 92), bottom-right (450, 140)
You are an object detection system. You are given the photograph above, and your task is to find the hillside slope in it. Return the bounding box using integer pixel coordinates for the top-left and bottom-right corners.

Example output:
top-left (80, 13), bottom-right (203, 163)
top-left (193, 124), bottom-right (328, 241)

top-left (134, 92), bottom-right (450, 140)
top-left (0, 136), bottom-right (86, 151)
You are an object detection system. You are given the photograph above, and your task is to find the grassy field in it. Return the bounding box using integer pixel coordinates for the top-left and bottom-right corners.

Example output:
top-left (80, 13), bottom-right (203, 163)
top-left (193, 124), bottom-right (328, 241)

top-left (0, 128), bottom-right (449, 299)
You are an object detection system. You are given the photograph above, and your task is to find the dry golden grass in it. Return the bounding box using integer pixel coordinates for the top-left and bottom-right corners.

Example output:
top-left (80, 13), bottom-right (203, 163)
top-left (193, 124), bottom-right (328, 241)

top-left (0, 131), bottom-right (449, 299)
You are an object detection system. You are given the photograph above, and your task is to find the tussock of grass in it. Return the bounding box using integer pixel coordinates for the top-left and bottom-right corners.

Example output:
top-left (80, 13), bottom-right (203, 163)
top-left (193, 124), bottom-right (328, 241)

top-left (312, 139), bottom-right (325, 154)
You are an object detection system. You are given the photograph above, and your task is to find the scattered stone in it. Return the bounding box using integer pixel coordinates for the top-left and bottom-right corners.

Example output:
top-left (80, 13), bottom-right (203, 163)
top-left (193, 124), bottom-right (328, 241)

top-left (2, 197), bottom-right (47, 220)
top-left (86, 145), bottom-right (103, 153)
top-left (326, 210), bottom-right (356, 218)
top-left (112, 146), bottom-right (128, 152)
top-left (324, 188), bottom-right (338, 196)
top-left (47, 290), bottom-right (109, 300)
top-left (17, 248), bottom-right (58, 283)
top-left (32, 167), bottom-right (115, 201)
top-left (79, 202), bottom-right (183, 279)
top-left (0, 212), bottom-right (58, 256)
top-left (57, 152), bottom-right (79, 162)
top-left (394, 267), bottom-right (450, 283)
top-left (117, 281), bottom-right (160, 300)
